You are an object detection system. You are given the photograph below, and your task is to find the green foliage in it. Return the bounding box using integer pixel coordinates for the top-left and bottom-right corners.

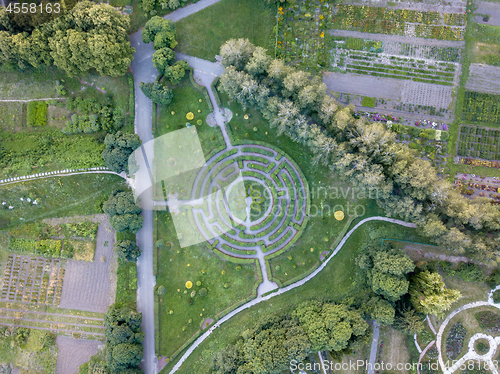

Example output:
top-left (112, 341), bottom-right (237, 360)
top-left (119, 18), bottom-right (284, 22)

top-left (152, 47), bottom-right (176, 75)
top-left (114, 240), bottom-right (141, 261)
top-left (139, 81), bottom-right (173, 105)
top-left (367, 296), bottom-right (395, 325)
top-left (104, 190), bottom-right (143, 233)
top-left (361, 96), bottom-right (376, 108)
top-left (142, 16), bottom-right (177, 50)
top-left (157, 285), bottom-right (166, 295)
top-left (293, 300), bottom-right (368, 352)
top-left (463, 91), bottom-right (500, 125)
top-left (26, 101), bottom-right (47, 127)
top-left (409, 271), bottom-right (461, 316)
top-left (102, 131), bottom-right (141, 174)
top-left (455, 262), bottom-right (485, 282)
top-left (394, 307), bottom-right (425, 335)
top-left (104, 305), bottom-right (144, 372)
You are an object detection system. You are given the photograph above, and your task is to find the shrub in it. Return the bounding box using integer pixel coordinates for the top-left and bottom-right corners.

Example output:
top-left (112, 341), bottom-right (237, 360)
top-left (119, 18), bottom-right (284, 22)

top-left (199, 288), bottom-right (207, 296)
top-left (361, 96), bottom-right (376, 107)
top-left (492, 289), bottom-right (500, 304)
top-left (475, 311), bottom-right (500, 334)
top-left (157, 285), bottom-right (166, 295)
top-left (446, 322), bottom-right (466, 359)
top-left (455, 262), bottom-right (485, 282)
top-left (27, 101), bottom-right (48, 127)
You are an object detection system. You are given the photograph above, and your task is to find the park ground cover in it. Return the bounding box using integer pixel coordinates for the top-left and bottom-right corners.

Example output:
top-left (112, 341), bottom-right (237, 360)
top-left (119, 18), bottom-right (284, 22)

top-left (154, 210), bottom-right (259, 360)
top-left (155, 75), bottom-right (223, 156)
top-left (0, 174), bottom-right (126, 229)
top-left (174, 0), bottom-right (275, 61)
top-left (165, 221), bottom-right (430, 374)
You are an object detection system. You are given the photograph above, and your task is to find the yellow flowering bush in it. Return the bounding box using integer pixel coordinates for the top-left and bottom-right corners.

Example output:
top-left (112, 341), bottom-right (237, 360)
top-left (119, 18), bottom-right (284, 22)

top-left (186, 112), bottom-right (194, 120)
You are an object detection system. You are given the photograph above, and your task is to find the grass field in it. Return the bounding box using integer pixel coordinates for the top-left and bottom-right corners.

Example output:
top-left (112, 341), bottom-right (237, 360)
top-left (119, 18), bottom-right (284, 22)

top-left (174, 0), bottom-right (275, 61)
top-left (163, 220), bottom-right (428, 373)
top-left (154, 210), bottom-right (258, 358)
top-left (0, 174), bottom-right (126, 229)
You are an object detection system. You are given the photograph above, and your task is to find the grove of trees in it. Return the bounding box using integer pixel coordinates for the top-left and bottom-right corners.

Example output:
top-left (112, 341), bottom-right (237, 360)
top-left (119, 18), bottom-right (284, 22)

top-left (218, 38), bottom-right (500, 265)
top-left (140, 17), bottom-right (188, 104)
top-left (0, 1), bottom-right (134, 76)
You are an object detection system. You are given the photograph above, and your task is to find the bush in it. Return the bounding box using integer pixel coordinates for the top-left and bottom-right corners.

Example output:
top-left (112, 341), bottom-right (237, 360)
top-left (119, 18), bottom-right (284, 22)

top-left (492, 290), bottom-right (500, 304)
top-left (157, 285), bottom-right (166, 295)
top-left (475, 311), bottom-right (500, 334)
top-left (486, 268), bottom-right (500, 287)
top-left (27, 101), bottom-right (48, 126)
top-left (446, 322), bottom-right (466, 360)
top-left (361, 96), bottom-right (376, 107)
top-left (199, 288), bottom-right (207, 296)
top-left (455, 262), bottom-right (485, 282)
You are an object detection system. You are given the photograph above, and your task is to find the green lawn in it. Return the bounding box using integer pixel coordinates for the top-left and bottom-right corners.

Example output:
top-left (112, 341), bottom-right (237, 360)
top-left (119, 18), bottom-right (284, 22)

top-left (163, 220), bottom-right (381, 374)
top-left (154, 210), bottom-right (259, 359)
top-left (0, 174), bottom-right (126, 229)
top-left (174, 0), bottom-right (276, 61)
top-left (155, 76), bottom-right (222, 159)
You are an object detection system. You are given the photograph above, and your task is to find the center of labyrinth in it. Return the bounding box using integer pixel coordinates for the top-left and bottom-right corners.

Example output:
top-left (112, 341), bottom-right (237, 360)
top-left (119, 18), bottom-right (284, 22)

top-left (187, 143), bottom-right (310, 259)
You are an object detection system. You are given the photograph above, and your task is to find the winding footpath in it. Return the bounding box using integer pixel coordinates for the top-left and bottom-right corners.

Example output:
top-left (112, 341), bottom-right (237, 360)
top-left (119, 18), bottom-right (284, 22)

top-left (168, 217), bottom-right (416, 374)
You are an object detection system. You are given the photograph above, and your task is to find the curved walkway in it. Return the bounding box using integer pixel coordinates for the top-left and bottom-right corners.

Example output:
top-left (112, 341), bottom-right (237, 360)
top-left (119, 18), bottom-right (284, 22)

top-left (169, 217), bottom-right (417, 373)
top-left (0, 167), bottom-right (125, 187)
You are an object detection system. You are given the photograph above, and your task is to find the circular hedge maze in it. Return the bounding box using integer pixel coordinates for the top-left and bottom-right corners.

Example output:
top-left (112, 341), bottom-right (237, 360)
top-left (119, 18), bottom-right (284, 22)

top-left (190, 143), bottom-right (310, 259)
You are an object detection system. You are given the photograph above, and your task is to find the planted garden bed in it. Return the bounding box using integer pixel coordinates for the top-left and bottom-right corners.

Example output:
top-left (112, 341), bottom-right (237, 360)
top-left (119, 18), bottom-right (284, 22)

top-left (446, 322), bottom-right (467, 360)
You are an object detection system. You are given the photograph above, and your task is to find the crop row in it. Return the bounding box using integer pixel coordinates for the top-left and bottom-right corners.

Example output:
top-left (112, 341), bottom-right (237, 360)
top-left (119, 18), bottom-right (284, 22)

top-left (345, 68), bottom-right (454, 86)
top-left (462, 91), bottom-right (500, 125)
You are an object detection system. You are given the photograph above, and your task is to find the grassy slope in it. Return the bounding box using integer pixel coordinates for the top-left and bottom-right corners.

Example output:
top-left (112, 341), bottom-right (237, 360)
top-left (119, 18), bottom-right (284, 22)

top-left (0, 174), bottom-right (126, 230)
top-left (155, 210), bottom-right (258, 358)
top-left (165, 221), bottom-right (429, 374)
top-left (174, 0), bottom-right (276, 61)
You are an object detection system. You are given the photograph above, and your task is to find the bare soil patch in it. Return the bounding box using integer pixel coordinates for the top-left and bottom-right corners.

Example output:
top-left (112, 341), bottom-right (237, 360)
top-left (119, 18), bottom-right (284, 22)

top-left (474, 1), bottom-right (500, 26)
top-left (59, 218), bottom-right (116, 313)
top-left (55, 335), bottom-right (101, 374)
top-left (323, 72), bottom-right (404, 100)
top-left (401, 81), bottom-right (453, 109)
top-left (466, 64), bottom-right (500, 94)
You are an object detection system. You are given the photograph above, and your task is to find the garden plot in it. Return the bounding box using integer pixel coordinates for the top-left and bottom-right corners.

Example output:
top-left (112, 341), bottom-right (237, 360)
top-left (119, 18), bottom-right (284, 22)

top-left (330, 47), bottom-right (458, 86)
top-left (462, 91), bottom-right (500, 126)
top-left (458, 125), bottom-right (500, 161)
top-left (473, 1), bottom-right (500, 27)
top-left (0, 255), bottom-right (65, 306)
top-left (0, 102), bottom-right (24, 132)
top-left (55, 336), bottom-right (101, 374)
top-left (343, 0), bottom-right (466, 15)
top-left (323, 72), bottom-right (404, 100)
top-left (59, 218), bottom-right (116, 313)
top-left (401, 81), bottom-right (453, 109)
top-left (466, 64), bottom-right (500, 95)
top-left (382, 41), bottom-right (462, 62)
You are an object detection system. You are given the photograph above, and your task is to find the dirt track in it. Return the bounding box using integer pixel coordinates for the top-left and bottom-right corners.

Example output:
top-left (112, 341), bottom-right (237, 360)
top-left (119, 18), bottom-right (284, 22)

top-left (55, 335), bottom-right (102, 374)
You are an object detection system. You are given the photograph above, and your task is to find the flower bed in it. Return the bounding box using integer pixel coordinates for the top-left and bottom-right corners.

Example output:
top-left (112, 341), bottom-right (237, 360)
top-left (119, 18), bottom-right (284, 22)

top-left (446, 322), bottom-right (467, 360)
top-left (461, 158), bottom-right (500, 169)
top-left (462, 91), bottom-right (500, 125)
top-left (475, 311), bottom-right (500, 334)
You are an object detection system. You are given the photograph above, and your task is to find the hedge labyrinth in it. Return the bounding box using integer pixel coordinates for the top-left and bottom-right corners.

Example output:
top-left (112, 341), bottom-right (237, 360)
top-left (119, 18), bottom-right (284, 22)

top-left (189, 143), bottom-right (310, 259)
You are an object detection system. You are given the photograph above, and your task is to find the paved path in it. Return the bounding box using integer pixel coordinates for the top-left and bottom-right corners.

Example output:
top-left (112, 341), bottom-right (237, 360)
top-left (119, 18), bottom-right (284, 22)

top-left (129, 1), bottom-right (224, 373)
top-left (0, 97), bottom-right (66, 102)
top-left (367, 321), bottom-right (380, 374)
top-left (169, 217), bottom-right (416, 373)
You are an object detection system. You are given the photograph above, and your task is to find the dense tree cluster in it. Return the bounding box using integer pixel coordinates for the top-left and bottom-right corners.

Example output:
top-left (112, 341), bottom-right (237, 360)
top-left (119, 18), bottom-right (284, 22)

top-left (103, 189), bottom-right (143, 233)
top-left (140, 17), bottom-right (188, 104)
top-left (0, 1), bottom-right (134, 76)
top-left (102, 131), bottom-right (141, 174)
top-left (142, 0), bottom-right (191, 14)
top-left (114, 240), bottom-right (141, 261)
top-left (218, 38), bottom-right (500, 264)
top-left (63, 97), bottom-right (124, 134)
top-left (211, 301), bottom-right (366, 374)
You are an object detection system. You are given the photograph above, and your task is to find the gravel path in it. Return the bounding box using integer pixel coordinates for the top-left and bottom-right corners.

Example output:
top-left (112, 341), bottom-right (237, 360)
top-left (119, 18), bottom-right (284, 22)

top-left (55, 335), bottom-right (102, 374)
top-left (59, 218), bottom-right (116, 313)
top-left (367, 321), bottom-right (380, 374)
top-left (473, 1), bottom-right (500, 27)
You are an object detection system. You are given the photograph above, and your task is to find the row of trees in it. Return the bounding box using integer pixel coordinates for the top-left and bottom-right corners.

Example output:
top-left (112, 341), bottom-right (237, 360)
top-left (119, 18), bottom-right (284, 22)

top-left (0, 1), bottom-right (134, 77)
top-left (212, 301), bottom-right (368, 374)
top-left (218, 38), bottom-right (500, 264)
top-left (140, 17), bottom-right (188, 105)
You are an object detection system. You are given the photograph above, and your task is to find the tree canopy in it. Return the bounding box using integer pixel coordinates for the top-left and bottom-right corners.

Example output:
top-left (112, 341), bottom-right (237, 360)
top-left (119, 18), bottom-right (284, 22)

top-left (0, 1), bottom-right (134, 76)
top-left (103, 190), bottom-right (143, 234)
top-left (114, 240), bottom-right (142, 262)
top-left (102, 131), bottom-right (141, 174)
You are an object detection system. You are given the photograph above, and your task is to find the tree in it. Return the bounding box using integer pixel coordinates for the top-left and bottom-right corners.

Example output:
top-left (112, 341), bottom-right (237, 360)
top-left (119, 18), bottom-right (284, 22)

top-left (371, 271), bottom-right (410, 302)
top-left (109, 343), bottom-right (143, 371)
top-left (245, 46), bottom-right (271, 77)
top-left (103, 191), bottom-right (141, 217)
top-left (114, 240), bottom-right (141, 261)
top-left (220, 38), bottom-right (256, 70)
top-left (139, 81), bottom-right (173, 105)
top-left (163, 60), bottom-right (189, 85)
top-left (152, 47), bottom-right (175, 75)
top-left (142, 16), bottom-right (177, 50)
top-left (102, 131), bottom-right (141, 174)
top-left (109, 213), bottom-right (143, 233)
top-left (409, 271), bottom-right (461, 317)
top-left (367, 297), bottom-right (395, 326)
top-left (394, 307), bottom-right (425, 335)
top-left (293, 301), bottom-right (367, 352)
